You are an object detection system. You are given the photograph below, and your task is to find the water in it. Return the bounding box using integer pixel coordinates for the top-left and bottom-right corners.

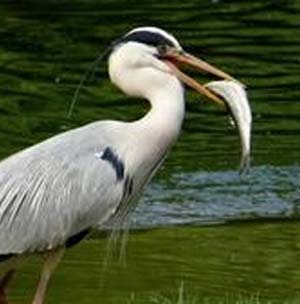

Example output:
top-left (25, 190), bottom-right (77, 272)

top-left (1, 0), bottom-right (300, 303)
top-left (134, 165), bottom-right (300, 228)
top-left (11, 223), bottom-right (300, 303)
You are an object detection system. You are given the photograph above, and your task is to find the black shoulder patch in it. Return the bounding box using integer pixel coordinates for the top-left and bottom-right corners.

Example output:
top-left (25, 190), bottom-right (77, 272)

top-left (0, 254), bottom-right (15, 263)
top-left (65, 229), bottom-right (90, 248)
top-left (120, 31), bottom-right (175, 48)
top-left (101, 147), bottom-right (124, 181)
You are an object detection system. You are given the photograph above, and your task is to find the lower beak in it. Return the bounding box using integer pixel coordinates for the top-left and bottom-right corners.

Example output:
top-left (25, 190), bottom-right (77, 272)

top-left (164, 49), bottom-right (242, 106)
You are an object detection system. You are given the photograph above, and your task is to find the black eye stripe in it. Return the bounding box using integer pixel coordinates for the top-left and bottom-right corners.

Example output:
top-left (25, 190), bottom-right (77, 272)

top-left (118, 31), bottom-right (175, 48)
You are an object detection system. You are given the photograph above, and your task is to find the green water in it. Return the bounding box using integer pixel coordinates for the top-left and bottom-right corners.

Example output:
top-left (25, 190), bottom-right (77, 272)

top-left (1, 0), bottom-right (300, 303)
top-left (10, 223), bottom-right (300, 303)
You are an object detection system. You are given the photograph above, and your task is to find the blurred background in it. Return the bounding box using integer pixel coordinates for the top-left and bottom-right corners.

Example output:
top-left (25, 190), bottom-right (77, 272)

top-left (1, 0), bottom-right (300, 303)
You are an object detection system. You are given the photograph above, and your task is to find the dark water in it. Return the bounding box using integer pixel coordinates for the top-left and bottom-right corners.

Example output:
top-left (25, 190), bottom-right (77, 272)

top-left (1, 0), bottom-right (300, 303)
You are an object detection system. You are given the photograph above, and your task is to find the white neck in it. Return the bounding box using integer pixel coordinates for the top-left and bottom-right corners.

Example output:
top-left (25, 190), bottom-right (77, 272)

top-left (108, 42), bottom-right (185, 162)
top-left (134, 77), bottom-right (185, 153)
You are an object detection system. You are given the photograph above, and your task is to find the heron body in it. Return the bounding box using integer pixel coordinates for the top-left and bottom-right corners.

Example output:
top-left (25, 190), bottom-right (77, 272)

top-left (0, 27), bottom-right (238, 303)
top-left (0, 104), bottom-right (183, 254)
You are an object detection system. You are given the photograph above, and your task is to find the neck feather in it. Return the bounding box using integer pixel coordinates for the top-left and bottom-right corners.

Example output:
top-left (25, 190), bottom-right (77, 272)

top-left (136, 77), bottom-right (185, 149)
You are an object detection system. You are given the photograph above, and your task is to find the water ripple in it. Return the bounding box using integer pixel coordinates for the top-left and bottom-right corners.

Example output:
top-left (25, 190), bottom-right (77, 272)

top-left (132, 165), bottom-right (300, 228)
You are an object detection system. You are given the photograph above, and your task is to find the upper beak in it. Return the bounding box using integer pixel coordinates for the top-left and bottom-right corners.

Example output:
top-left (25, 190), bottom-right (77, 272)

top-left (163, 48), bottom-right (242, 106)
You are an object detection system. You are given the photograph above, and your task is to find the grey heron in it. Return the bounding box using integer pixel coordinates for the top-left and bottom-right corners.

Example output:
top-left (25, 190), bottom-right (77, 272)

top-left (0, 26), bottom-right (240, 304)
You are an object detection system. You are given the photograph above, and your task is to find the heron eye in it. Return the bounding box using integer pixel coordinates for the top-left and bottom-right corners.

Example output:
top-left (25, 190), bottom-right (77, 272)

top-left (157, 44), bottom-right (168, 56)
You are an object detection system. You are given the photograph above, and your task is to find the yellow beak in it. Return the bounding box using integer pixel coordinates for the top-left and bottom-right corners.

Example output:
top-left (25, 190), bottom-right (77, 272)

top-left (163, 48), bottom-right (242, 106)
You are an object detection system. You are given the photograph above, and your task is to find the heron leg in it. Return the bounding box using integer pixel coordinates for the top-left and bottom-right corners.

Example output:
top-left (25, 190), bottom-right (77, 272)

top-left (32, 247), bottom-right (64, 304)
top-left (0, 269), bottom-right (15, 304)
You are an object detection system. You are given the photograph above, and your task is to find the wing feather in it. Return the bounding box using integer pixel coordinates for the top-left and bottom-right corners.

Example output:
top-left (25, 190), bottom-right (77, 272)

top-left (0, 121), bottom-right (125, 254)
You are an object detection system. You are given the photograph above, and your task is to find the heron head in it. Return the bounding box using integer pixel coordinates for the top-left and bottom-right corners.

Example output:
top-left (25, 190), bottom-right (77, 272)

top-left (108, 27), bottom-right (239, 104)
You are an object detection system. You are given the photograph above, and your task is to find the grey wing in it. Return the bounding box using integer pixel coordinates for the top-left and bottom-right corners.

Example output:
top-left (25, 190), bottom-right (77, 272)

top-left (0, 121), bottom-right (125, 254)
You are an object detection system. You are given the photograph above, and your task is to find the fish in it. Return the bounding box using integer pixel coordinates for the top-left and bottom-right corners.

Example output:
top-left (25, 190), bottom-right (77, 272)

top-left (205, 80), bottom-right (252, 174)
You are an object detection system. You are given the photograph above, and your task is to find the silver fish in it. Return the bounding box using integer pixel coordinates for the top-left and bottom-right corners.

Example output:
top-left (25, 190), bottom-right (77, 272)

top-left (205, 80), bottom-right (252, 173)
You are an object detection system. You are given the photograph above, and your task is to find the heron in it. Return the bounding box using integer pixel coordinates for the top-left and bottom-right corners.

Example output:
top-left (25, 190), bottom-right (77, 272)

top-left (0, 26), bottom-right (240, 304)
